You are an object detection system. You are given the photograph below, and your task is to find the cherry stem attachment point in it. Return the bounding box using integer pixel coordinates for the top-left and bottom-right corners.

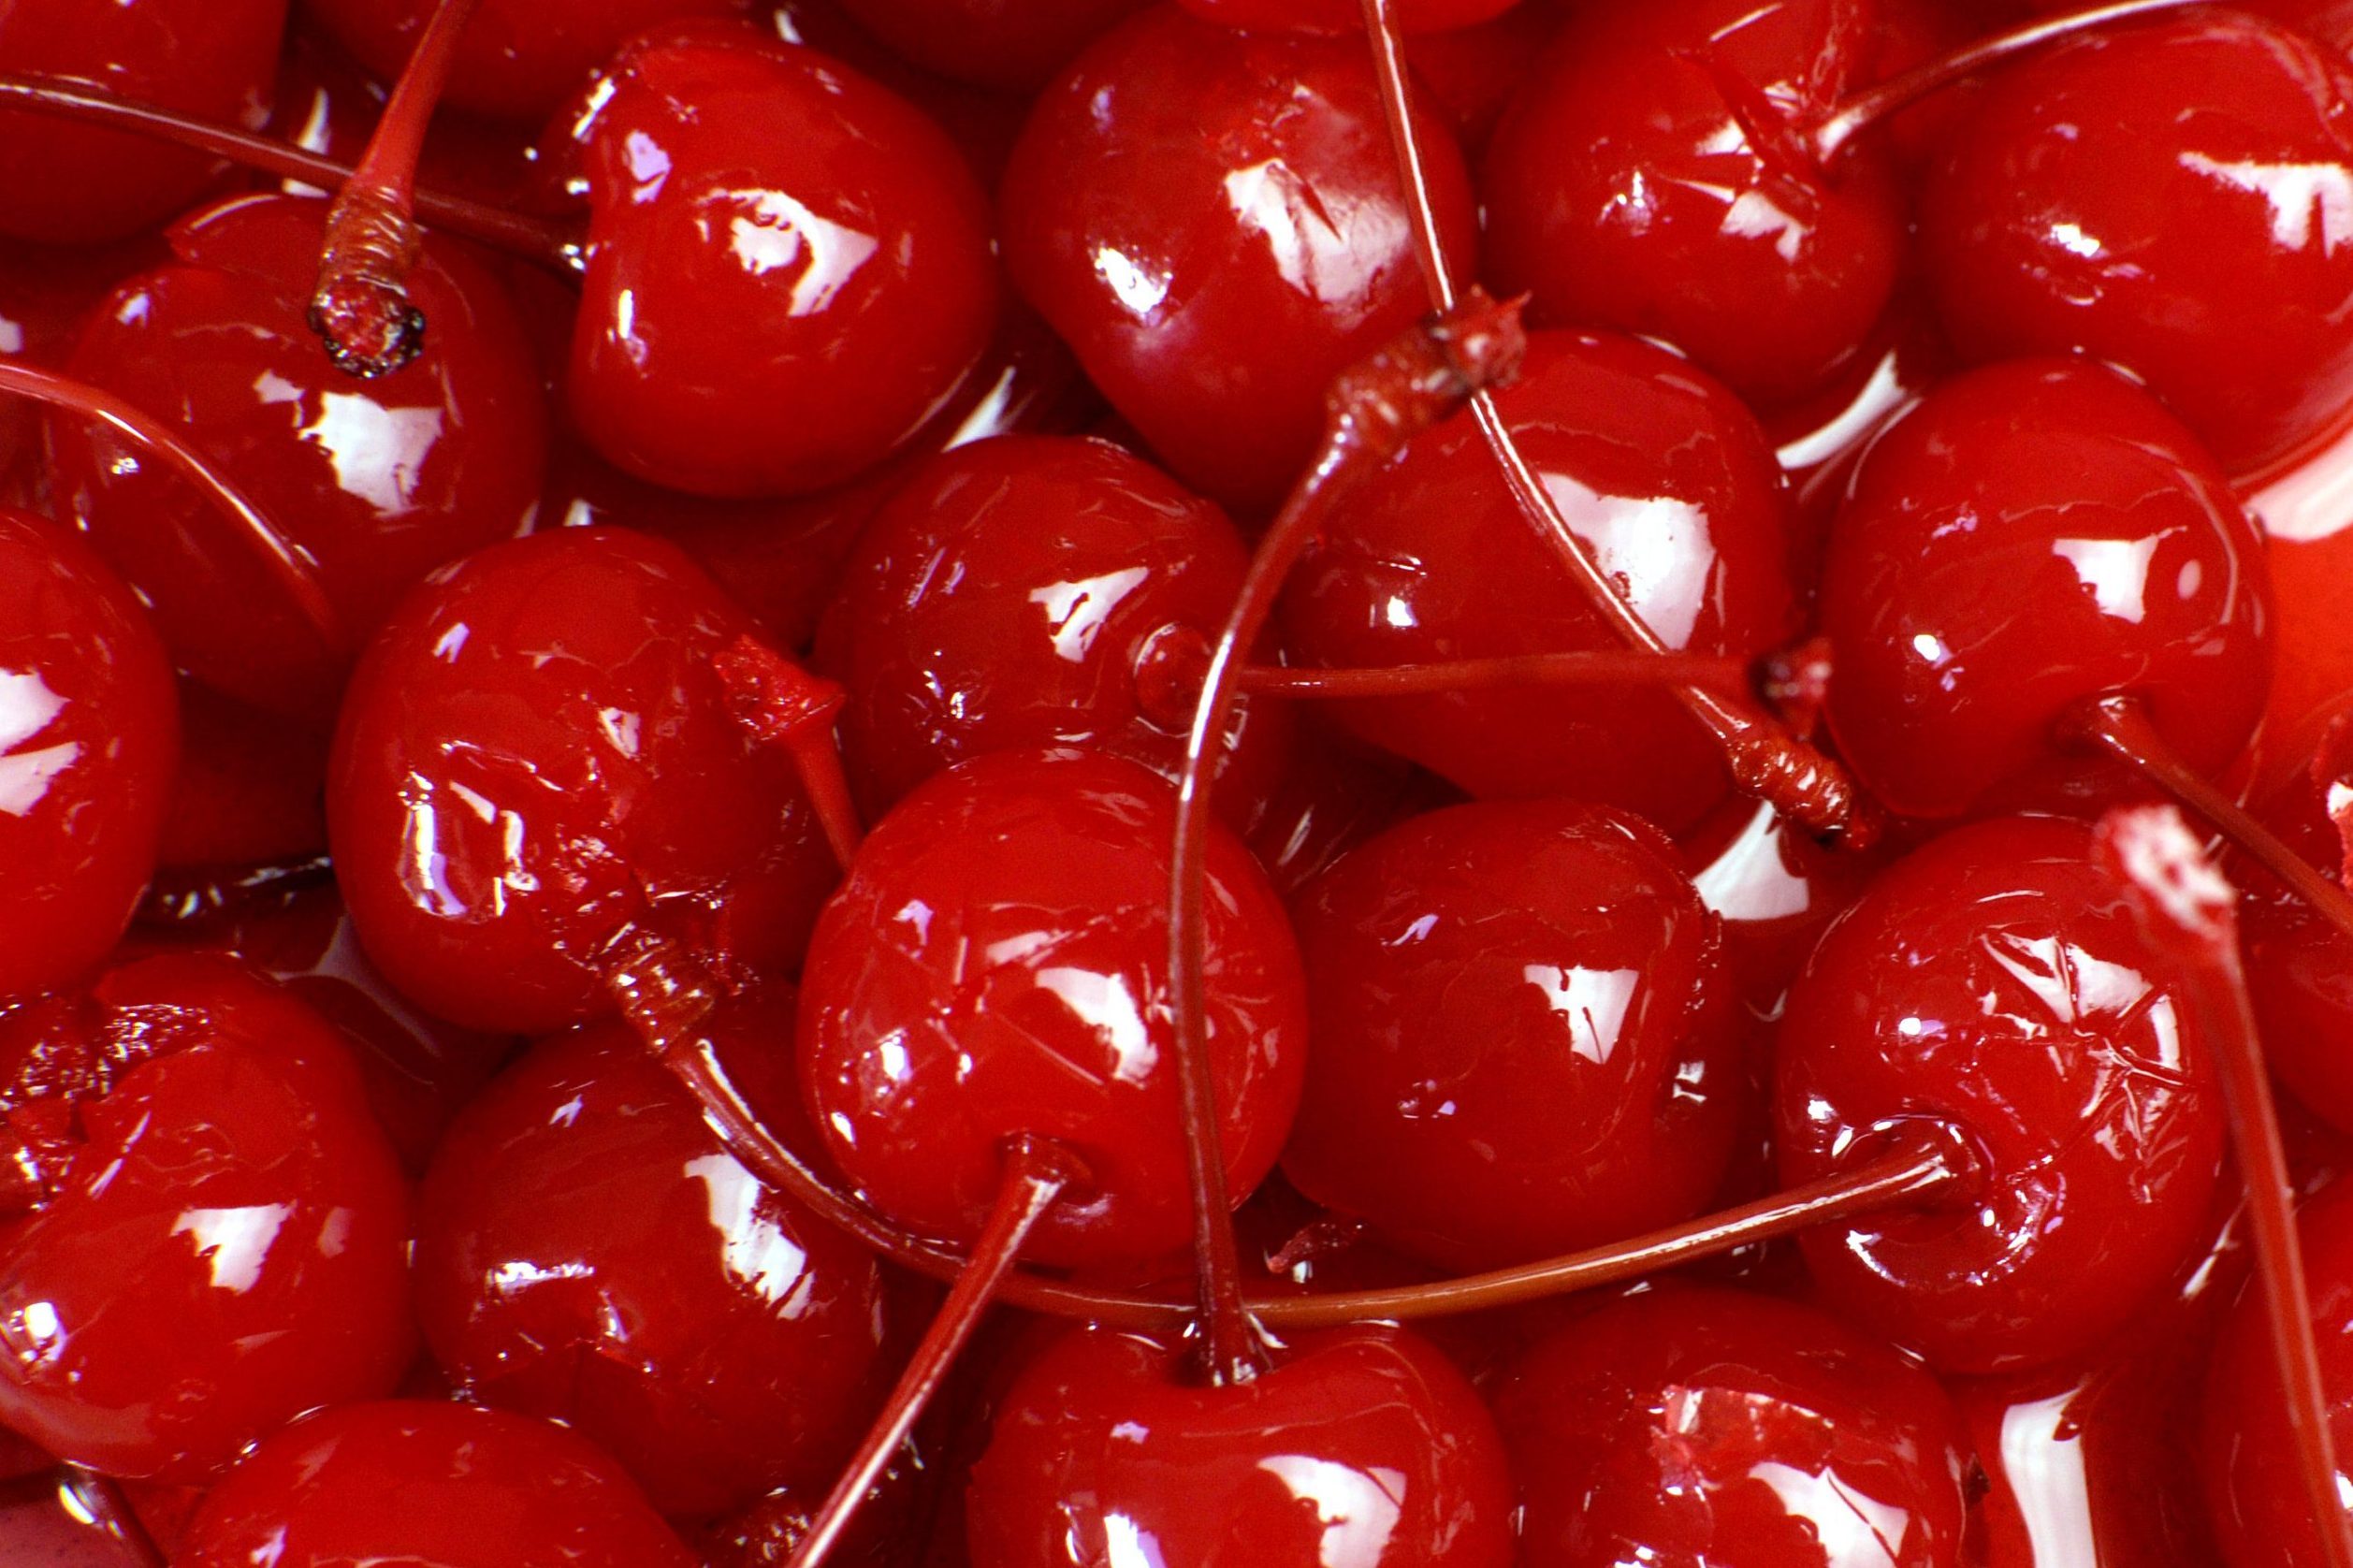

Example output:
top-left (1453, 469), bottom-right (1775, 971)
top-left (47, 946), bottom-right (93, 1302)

top-left (0, 360), bottom-right (347, 657)
top-left (55, 1466), bottom-right (164, 1568)
top-left (1237, 649), bottom-right (1755, 702)
top-left (2097, 804), bottom-right (2353, 1568)
top-left (713, 634), bottom-right (864, 869)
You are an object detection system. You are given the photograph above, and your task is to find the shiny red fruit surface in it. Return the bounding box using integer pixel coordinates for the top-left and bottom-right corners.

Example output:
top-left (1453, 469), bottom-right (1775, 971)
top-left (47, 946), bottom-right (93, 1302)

top-left (836, 0), bottom-right (1146, 89)
top-left (2238, 734), bottom-right (2353, 1138)
top-left (1175, 0), bottom-right (1519, 34)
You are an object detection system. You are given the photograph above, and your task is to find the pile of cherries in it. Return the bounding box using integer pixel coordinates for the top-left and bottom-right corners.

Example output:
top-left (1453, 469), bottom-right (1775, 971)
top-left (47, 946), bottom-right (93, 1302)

top-left (7, 0), bottom-right (2353, 1561)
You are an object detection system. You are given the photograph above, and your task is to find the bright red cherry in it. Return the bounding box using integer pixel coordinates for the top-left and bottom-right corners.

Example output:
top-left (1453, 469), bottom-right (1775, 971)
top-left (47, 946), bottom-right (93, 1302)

top-left (1777, 815), bottom-right (2229, 1374)
top-left (834, 0), bottom-right (1146, 90)
top-left (0, 953), bottom-right (413, 1481)
top-left (1282, 798), bottom-right (1746, 1271)
top-left (796, 747), bottom-right (1306, 1268)
top-left (51, 193), bottom-right (548, 721)
top-left (1820, 358), bottom-right (2273, 820)
top-left (1481, 0), bottom-right (1909, 411)
top-left (558, 27), bottom-right (998, 499)
top-left (1175, 0), bottom-right (1519, 35)
top-left (1491, 1284), bottom-right (1972, 1567)
top-left (967, 1321), bottom-right (1514, 1568)
top-left (815, 433), bottom-right (1291, 828)
top-left (327, 526), bottom-right (838, 1036)
top-left (1280, 328), bottom-right (1797, 835)
top-left (999, 5), bottom-right (1479, 510)
top-left (1918, 9), bottom-right (2353, 481)
top-left (1678, 794), bottom-right (1887, 1014)
top-left (0, 512), bottom-right (177, 1006)
top-left (174, 1401), bottom-right (701, 1567)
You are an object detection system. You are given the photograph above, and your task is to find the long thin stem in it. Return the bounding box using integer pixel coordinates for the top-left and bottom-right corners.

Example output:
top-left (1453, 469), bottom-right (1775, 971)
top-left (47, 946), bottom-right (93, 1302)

top-left (713, 634), bottom-right (864, 869)
top-left (1238, 649), bottom-right (1754, 701)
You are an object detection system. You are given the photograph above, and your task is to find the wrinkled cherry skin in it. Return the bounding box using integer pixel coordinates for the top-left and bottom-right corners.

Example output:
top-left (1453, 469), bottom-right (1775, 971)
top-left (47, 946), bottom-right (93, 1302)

top-left (0, 513), bottom-right (177, 1006)
top-left (1920, 11), bottom-right (2353, 482)
top-left (0, 954), bottom-right (413, 1481)
top-left (1821, 358), bottom-right (2273, 820)
top-left (968, 1322), bottom-right (1515, 1568)
top-left (175, 1401), bottom-right (701, 1568)
top-left (1281, 329), bottom-right (1797, 835)
top-left (1492, 1285), bottom-right (1972, 1568)
top-left (1283, 799), bottom-right (1745, 1271)
top-left (0, 0), bottom-right (285, 243)
top-left (1176, 0), bottom-right (1518, 34)
top-left (815, 433), bottom-right (1291, 829)
top-left (52, 194), bottom-right (549, 722)
top-left (1482, 0), bottom-right (1908, 411)
top-left (1000, 5), bottom-right (1479, 511)
top-left (561, 29), bottom-right (998, 500)
top-left (328, 527), bottom-right (836, 1036)
top-left (797, 747), bottom-right (1306, 1268)
top-left (836, 0), bottom-right (1147, 90)
top-left (1777, 816), bottom-right (2227, 1375)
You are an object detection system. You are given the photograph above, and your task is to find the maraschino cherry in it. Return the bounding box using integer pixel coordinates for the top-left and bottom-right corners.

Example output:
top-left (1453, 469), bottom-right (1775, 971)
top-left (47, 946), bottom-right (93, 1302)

top-left (2241, 714), bottom-right (2353, 1136)
top-left (1175, 0), bottom-right (1518, 34)
top-left (834, 0), bottom-right (1146, 90)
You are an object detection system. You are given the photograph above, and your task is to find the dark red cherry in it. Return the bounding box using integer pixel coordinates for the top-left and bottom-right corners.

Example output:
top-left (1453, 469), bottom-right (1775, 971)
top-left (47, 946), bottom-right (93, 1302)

top-left (1282, 798), bottom-right (1745, 1271)
top-left (51, 193), bottom-right (548, 721)
top-left (796, 747), bottom-right (1306, 1268)
top-left (414, 995), bottom-right (893, 1519)
top-left (1776, 815), bottom-right (2228, 1374)
top-left (1242, 710), bottom-right (1453, 897)
top-left (0, 953), bottom-right (412, 1480)
top-left (0, 234), bottom-right (164, 507)
top-left (328, 526), bottom-right (837, 1035)
top-left (1918, 9), bottom-right (2353, 481)
top-left (175, 1401), bottom-right (700, 1567)
top-left (156, 678), bottom-right (327, 870)
top-left (1481, 0), bottom-right (1909, 411)
top-left (559, 28), bottom-right (998, 499)
top-left (834, 0), bottom-right (1145, 90)
top-left (1398, 0), bottom-right (1561, 154)
top-left (1174, 0), bottom-right (1518, 35)
top-left (999, 5), bottom-right (1479, 510)
top-left (1820, 358), bottom-right (2273, 820)
top-left (967, 1321), bottom-right (1514, 1568)
top-left (1280, 328), bottom-right (1797, 835)
top-left (815, 433), bottom-right (1291, 828)
top-left (0, 512), bottom-right (177, 1006)
top-left (0, 0), bottom-right (286, 243)
top-left (1491, 1284), bottom-right (1972, 1567)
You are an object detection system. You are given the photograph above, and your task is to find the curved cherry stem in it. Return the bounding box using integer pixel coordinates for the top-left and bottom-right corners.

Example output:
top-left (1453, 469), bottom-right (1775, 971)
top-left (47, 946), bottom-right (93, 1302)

top-left (1237, 649), bottom-right (1755, 701)
top-left (0, 361), bottom-right (347, 656)
top-left (55, 1466), bottom-right (163, 1568)
top-left (0, 75), bottom-right (579, 273)
top-left (311, 0), bottom-right (485, 376)
top-left (2098, 806), bottom-right (2353, 1568)
top-left (713, 634), bottom-right (864, 869)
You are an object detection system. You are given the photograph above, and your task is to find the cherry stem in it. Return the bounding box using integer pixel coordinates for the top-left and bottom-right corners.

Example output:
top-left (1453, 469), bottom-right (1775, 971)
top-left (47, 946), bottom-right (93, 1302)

top-left (713, 634), bottom-right (864, 869)
top-left (1355, 0), bottom-right (1880, 849)
top-left (2097, 805), bottom-right (2353, 1568)
top-left (1808, 0), bottom-right (2211, 164)
top-left (0, 76), bottom-right (579, 273)
top-left (55, 1466), bottom-right (163, 1568)
top-left (309, 0), bottom-right (484, 377)
top-left (786, 1135), bottom-right (1083, 1568)
top-left (1237, 649), bottom-right (1754, 701)
top-left (2068, 694), bottom-right (2353, 946)
top-left (0, 360), bottom-right (347, 656)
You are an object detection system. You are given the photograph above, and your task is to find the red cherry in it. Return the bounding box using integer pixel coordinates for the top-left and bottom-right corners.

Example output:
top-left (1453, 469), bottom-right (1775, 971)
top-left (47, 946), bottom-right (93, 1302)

top-left (1242, 710), bottom-right (1452, 897)
top-left (815, 433), bottom-right (1292, 828)
top-left (1776, 815), bottom-right (2229, 1374)
top-left (1820, 358), bottom-right (2273, 820)
top-left (1280, 328), bottom-right (1797, 835)
top-left (0, 953), bottom-right (413, 1481)
top-left (1282, 798), bottom-right (1746, 1271)
top-left (1491, 1284), bottom-right (1972, 1567)
top-left (1918, 9), bottom-right (2353, 481)
top-left (1481, 0), bottom-right (1910, 411)
top-left (999, 5), bottom-right (1479, 510)
top-left (966, 1321), bottom-right (1514, 1568)
top-left (1397, 0), bottom-right (1561, 153)
top-left (1174, 0), bottom-right (1519, 36)
top-left (1678, 795), bottom-right (1887, 1014)
top-left (174, 1401), bottom-right (700, 1567)
top-left (833, 0), bottom-right (1146, 90)
top-left (0, 0), bottom-right (286, 244)
top-left (2237, 746), bottom-right (2353, 1139)
top-left (795, 747), bottom-right (1306, 1268)
top-left (0, 511), bottom-right (177, 1006)
top-left (559, 28), bottom-right (998, 499)
top-left (327, 527), bottom-right (838, 1035)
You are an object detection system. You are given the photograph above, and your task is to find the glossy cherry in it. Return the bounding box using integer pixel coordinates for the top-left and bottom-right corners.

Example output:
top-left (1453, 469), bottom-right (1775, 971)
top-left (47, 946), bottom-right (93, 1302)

top-left (1280, 328), bottom-right (1798, 835)
top-left (1918, 8), bottom-right (2353, 481)
top-left (1777, 815), bottom-right (2228, 1374)
top-left (999, 5), bottom-right (1479, 510)
top-left (796, 746), bottom-right (1306, 1268)
top-left (0, 512), bottom-right (177, 1006)
top-left (2236, 724), bottom-right (2353, 1139)
top-left (327, 526), bottom-right (837, 1036)
top-left (834, 0), bottom-right (1146, 90)
top-left (1175, 0), bottom-right (1519, 34)
top-left (0, 953), bottom-right (412, 1481)
top-left (966, 1321), bottom-right (1514, 1568)
top-left (1491, 1284), bottom-right (1973, 1567)
top-left (1283, 798), bottom-right (1746, 1271)
top-left (173, 1401), bottom-right (700, 1567)
top-left (1819, 357), bottom-right (2273, 820)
